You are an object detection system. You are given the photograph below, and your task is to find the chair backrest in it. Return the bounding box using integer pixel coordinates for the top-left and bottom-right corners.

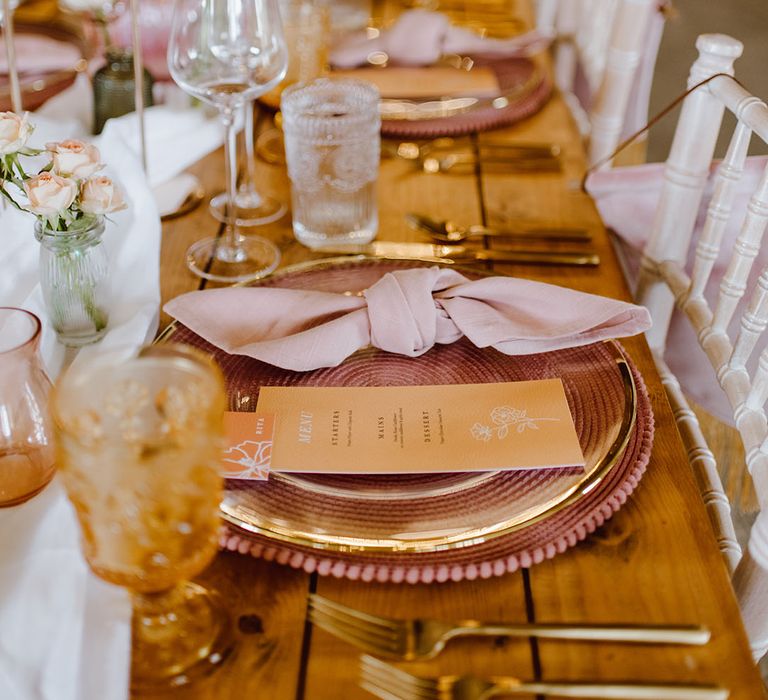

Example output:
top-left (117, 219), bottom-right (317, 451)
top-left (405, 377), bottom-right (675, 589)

top-left (536, 0), bottom-right (663, 167)
top-left (635, 33), bottom-right (768, 660)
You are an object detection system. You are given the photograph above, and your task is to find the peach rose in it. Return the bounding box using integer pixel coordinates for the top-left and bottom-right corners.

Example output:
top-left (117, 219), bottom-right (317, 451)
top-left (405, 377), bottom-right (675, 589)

top-left (79, 176), bottom-right (126, 215)
top-left (23, 172), bottom-right (78, 216)
top-left (0, 112), bottom-right (32, 155)
top-left (46, 139), bottom-right (103, 178)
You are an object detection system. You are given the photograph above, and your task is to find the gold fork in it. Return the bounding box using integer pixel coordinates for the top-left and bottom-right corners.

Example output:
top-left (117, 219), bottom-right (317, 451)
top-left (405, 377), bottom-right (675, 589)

top-left (308, 595), bottom-right (710, 662)
top-left (359, 655), bottom-right (730, 700)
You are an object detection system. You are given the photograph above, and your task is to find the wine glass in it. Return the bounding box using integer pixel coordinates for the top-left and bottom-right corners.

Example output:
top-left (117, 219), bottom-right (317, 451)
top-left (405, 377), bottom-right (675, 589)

top-left (52, 345), bottom-right (234, 689)
top-left (168, 0), bottom-right (287, 282)
top-left (208, 100), bottom-right (287, 226)
top-left (0, 0), bottom-right (19, 24)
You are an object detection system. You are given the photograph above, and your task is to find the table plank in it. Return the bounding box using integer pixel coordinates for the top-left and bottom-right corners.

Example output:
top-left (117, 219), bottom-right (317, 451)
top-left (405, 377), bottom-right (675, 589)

top-left (299, 119), bottom-right (531, 699)
top-left (142, 114), bottom-right (313, 700)
top-left (305, 577), bottom-right (534, 699)
top-left (137, 554), bottom-right (309, 700)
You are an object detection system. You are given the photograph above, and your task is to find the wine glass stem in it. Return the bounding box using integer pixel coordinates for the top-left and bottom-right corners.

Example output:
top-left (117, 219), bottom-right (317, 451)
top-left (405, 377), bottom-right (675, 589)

top-left (243, 100), bottom-right (259, 190)
top-left (220, 107), bottom-right (244, 262)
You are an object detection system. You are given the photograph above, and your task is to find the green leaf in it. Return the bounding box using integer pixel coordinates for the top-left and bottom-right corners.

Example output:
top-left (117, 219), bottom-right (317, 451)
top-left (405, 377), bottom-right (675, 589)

top-left (0, 186), bottom-right (23, 211)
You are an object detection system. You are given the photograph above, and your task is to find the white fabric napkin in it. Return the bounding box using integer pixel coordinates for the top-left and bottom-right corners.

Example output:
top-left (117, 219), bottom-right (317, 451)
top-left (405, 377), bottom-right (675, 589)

top-left (0, 111), bottom-right (164, 700)
top-left (100, 105), bottom-right (224, 188)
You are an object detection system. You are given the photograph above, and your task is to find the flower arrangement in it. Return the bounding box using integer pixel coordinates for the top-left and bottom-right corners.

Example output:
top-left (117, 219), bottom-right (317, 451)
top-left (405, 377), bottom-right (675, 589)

top-left (0, 112), bottom-right (125, 232)
top-left (0, 111), bottom-right (126, 345)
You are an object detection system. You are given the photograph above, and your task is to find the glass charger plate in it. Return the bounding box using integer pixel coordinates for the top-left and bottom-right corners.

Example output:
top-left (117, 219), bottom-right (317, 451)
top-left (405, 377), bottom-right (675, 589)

top-left (377, 58), bottom-right (542, 122)
top-left (376, 57), bottom-right (552, 137)
top-left (160, 258), bottom-right (636, 554)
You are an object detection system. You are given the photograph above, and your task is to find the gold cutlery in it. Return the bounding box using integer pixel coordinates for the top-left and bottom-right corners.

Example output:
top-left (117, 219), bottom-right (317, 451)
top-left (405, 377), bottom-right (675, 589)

top-left (422, 151), bottom-right (562, 174)
top-left (318, 241), bottom-right (599, 266)
top-left (359, 655), bottom-right (729, 700)
top-left (407, 213), bottom-right (593, 243)
top-left (309, 595), bottom-right (710, 661)
top-left (383, 139), bottom-right (561, 162)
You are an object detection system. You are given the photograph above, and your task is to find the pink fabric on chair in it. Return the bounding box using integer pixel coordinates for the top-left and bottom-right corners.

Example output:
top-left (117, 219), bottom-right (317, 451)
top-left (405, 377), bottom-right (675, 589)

top-left (570, 3), bottom-right (667, 140)
top-left (164, 267), bottom-right (650, 372)
top-left (587, 156), bottom-right (768, 422)
top-left (329, 9), bottom-right (552, 69)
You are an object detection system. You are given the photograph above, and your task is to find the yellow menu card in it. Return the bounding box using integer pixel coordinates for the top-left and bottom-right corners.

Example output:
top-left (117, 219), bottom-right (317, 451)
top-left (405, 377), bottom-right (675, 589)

top-left (226, 380), bottom-right (584, 477)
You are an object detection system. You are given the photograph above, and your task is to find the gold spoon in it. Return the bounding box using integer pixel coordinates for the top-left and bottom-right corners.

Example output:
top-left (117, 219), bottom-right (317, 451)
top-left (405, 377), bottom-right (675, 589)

top-left (407, 213), bottom-right (593, 243)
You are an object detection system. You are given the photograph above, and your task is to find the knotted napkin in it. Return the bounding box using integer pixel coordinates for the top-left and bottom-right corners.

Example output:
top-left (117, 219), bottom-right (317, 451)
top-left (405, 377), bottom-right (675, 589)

top-left (330, 9), bottom-right (552, 69)
top-left (164, 268), bottom-right (651, 372)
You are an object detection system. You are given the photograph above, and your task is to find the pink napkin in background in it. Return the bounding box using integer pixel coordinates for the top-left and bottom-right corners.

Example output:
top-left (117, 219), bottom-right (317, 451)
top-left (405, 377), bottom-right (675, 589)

top-left (330, 9), bottom-right (552, 69)
top-left (110, 0), bottom-right (174, 80)
top-left (164, 267), bottom-right (650, 372)
top-left (0, 35), bottom-right (82, 74)
top-left (586, 156), bottom-right (768, 423)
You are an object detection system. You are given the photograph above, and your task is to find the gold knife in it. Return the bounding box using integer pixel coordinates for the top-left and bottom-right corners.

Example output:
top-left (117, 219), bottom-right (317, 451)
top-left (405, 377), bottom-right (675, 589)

top-left (319, 241), bottom-right (600, 266)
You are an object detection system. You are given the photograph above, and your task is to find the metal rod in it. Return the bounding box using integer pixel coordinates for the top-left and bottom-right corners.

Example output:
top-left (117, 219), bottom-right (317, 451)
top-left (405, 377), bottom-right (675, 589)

top-left (130, 0), bottom-right (147, 172)
top-left (2, 0), bottom-right (21, 113)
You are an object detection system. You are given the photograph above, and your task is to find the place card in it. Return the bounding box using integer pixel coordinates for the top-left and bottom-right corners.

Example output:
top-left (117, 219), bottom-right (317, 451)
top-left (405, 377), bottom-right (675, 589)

top-left (221, 411), bottom-right (275, 480)
top-left (227, 380), bottom-right (584, 478)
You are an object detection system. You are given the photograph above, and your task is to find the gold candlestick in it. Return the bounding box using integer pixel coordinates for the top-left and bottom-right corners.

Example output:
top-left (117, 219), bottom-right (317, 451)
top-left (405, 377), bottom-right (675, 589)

top-left (2, 0), bottom-right (21, 113)
top-left (130, 0), bottom-right (147, 172)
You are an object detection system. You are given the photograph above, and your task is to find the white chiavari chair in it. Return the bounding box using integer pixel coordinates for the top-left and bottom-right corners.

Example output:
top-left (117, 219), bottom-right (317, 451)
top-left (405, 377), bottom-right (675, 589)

top-left (536, 0), bottom-right (665, 168)
top-left (636, 32), bottom-right (768, 661)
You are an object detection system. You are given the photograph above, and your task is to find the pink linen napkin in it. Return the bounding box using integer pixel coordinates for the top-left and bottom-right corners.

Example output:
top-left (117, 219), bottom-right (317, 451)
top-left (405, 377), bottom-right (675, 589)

top-left (164, 267), bottom-right (650, 372)
top-left (586, 156), bottom-right (768, 423)
top-left (0, 35), bottom-right (82, 74)
top-left (330, 9), bottom-right (552, 69)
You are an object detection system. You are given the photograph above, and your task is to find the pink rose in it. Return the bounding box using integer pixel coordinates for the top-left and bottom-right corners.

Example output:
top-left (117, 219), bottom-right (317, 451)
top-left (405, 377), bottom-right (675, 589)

top-left (0, 112), bottom-right (32, 155)
top-left (79, 176), bottom-right (127, 215)
top-left (24, 172), bottom-right (78, 216)
top-left (46, 139), bottom-right (103, 178)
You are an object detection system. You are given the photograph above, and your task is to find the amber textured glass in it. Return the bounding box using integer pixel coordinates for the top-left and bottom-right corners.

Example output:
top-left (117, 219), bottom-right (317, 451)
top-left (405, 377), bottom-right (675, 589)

top-left (52, 345), bottom-right (235, 689)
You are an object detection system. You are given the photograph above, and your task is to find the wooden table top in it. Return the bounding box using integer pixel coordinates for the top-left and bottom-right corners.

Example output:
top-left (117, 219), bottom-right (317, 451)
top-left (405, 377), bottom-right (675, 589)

top-left (139, 4), bottom-right (765, 699)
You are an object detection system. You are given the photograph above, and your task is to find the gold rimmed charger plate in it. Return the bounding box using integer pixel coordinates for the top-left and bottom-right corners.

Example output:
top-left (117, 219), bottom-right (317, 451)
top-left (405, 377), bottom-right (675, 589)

top-left (159, 257), bottom-right (637, 554)
top-left (377, 65), bottom-right (543, 122)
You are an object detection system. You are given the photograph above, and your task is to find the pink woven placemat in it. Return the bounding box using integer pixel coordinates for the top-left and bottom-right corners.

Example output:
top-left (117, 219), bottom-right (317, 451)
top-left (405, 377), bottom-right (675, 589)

top-left (165, 259), bottom-right (654, 584)
top-left (380, 57), bottom-right (552, 138)
top-left (218, 361), bottom-right (652, 583)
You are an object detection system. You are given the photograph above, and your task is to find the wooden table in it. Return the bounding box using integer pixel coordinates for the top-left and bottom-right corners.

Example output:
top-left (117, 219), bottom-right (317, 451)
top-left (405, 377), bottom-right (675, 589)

top-left (142, 5), bottom-right (765, 698)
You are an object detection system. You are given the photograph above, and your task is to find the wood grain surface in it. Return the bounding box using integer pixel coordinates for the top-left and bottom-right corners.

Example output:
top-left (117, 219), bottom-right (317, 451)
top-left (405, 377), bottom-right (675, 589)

top-left (137, 2), bottom-right (765, 698)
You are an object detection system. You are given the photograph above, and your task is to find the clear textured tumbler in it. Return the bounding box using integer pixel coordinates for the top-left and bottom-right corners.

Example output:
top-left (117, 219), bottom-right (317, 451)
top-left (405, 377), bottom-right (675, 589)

top-left (281, 78), bottom-right (380, 249)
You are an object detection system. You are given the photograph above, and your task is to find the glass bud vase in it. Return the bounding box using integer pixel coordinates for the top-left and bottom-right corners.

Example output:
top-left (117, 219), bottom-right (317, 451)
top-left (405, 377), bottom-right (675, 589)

top-left (0, 308), bottom-right (56, 507)
top-left (35, 218), bottom-right (111, 347)
top-left (93, 48), bottom-right (154, 135)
